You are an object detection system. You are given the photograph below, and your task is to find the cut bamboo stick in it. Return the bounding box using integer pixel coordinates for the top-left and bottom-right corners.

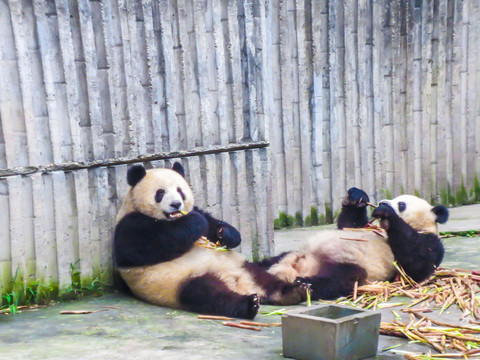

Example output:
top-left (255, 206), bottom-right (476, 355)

top-left (240, 321), bottom-right (281, 327)
top-left (198, 315), bottom-right (235, 321)
top-left (223, 322), bottom-right (261, 332)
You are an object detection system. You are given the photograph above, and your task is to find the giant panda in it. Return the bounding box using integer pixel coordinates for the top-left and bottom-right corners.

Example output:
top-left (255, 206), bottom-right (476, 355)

top-left (113, 162), bottom-right (307, 319)
top-left (266, 187), bottom-right (449, 300)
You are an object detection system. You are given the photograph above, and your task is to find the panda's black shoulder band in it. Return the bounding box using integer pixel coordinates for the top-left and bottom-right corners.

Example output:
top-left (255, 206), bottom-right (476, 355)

top-left (127, 165), bottom-right (146, 187)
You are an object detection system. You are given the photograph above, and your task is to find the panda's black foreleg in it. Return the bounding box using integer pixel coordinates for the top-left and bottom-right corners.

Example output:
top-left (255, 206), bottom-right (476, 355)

top-left (113, 211), bottom-right (209, 267)
top-left (337, 187), bottom-right (370, 229)
top-left (178, 274), bottom-right (259, 319)
top-left (193, 207), bottom-right (241, 249)
top-left (298, 262), bottom-right (367, 300)
top-left (372, 203), bottom-right (444, 283)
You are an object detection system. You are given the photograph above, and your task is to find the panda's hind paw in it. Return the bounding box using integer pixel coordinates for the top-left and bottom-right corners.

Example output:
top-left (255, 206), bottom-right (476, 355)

top-left (294, 277), bottom-right (312, 299)
top-left (294, 277), bottom-right (311, 287)
top-left (244, 294), bottom-right (259, 319)
top-left (231, 294), bottom-right (259, 319)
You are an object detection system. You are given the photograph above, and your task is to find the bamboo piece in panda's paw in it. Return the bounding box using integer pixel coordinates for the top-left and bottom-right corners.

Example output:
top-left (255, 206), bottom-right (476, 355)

top-left (366, 202), bottom-right (377, 208)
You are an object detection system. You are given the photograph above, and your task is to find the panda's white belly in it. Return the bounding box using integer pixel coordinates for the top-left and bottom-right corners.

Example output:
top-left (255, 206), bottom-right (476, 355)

top-left (310, 229), bottom-right (396, 281)
top-left (119, 246), bottom-right (265, 308)
top-left (268, 229), bottom-right (395, 283)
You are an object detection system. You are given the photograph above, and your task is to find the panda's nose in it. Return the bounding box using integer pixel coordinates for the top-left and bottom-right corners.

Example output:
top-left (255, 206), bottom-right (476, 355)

top-left (170, 201), bottom-right (182, 210)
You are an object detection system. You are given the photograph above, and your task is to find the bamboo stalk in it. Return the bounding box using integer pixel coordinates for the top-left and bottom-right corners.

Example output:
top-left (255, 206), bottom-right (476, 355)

top-left (240, 321), bottom-right (281, 327)
top-left (430, 354), bottom-right (478, 358)
top-left (0, 142), bottom-right (270, 178)
top-left (60, 310), bottom-right (108, 315)
top-left (465, 348), bottom-right (480, 356)
top-left (404, 310), bottom-right (480, 332)
top-left (441, 332), bottom-right (480, 343)
top-left (339, 237), bottom-right (369, 242)
top-left (450, 279), bottom-right (466, 311)
top-left (198, 315), bottom-right (235, 321)
top-left (223, 322), bottom-right (261, 332)
top-left (412, 329), bottom-right (444, 353)
top-left (353, 281), bottom-right (358, 301)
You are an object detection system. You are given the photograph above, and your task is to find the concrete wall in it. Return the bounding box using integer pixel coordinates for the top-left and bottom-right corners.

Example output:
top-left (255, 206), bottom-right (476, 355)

top-left (0, 0), bottom-right (273, 298)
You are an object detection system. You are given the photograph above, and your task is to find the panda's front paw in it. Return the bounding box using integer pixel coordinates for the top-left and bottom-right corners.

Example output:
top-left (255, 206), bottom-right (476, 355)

top-left (371, 203), bottom-right (396, 219)
top-left (217, 223), bottom-right (241, 249)
top-left (343, 187), bottom-right (370, 208)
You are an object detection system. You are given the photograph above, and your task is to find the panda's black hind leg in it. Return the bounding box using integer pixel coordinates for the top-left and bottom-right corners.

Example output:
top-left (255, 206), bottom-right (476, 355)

top-left (299, 262), bottom-right (367, 300)
top-left (178, 274), bottom-right (259, 319)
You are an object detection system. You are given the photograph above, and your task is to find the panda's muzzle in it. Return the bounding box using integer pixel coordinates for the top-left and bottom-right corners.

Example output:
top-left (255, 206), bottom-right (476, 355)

top-left (164, 201), bottom-right (186, 219)
top-left (164, 210), bottom-right (188, 220)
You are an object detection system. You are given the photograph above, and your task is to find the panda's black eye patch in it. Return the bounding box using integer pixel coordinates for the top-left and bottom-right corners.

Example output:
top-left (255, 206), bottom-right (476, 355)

top-left (155, 189), bottom-right (165, 203)
top-left (177, 187), bottom-right (186, 201)
top-left (398, 201), bottom-right (406, 212)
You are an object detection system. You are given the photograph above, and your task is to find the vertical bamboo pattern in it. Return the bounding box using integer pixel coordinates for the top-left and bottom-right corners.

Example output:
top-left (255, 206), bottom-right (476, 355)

top-left (1, 0), bottom-right (480, 299)
top-left (269, 0), bottom-right (480, 227)
top-left (0, 0), bottom-right (273, 300)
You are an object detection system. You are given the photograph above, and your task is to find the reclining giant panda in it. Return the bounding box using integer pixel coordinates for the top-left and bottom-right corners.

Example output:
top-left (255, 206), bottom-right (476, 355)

top-left (113, 163), bottom-right (448, 318)
top-left (266, 187), bottom-right (448, 300)
top-left (113, 163), bottom-right (306, 319)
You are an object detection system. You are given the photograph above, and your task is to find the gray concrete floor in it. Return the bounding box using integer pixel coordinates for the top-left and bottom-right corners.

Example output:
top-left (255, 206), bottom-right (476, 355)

top-left (1, 205), bottom-right (479, 360)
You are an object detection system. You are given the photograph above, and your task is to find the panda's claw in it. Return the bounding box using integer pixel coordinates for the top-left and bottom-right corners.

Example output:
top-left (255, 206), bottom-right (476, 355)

top-left (298, 283), bottom-right (311, 296)
top-left (294, 277), bottom-right (312, 287)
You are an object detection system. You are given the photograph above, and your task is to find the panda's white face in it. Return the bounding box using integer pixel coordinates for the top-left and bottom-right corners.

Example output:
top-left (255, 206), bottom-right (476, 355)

top-left (378, 195), bottom-right (446, 234)
top-left (131, 168), bottom-right (194, 221)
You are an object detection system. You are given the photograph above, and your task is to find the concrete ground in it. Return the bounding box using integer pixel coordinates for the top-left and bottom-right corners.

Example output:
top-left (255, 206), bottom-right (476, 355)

top-left (1, 205), bottom-right (479, 360)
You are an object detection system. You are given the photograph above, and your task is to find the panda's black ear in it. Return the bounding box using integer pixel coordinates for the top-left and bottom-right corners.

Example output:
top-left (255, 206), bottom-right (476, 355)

top-left (127, 165), bottom-right (146, 187)
top-left (172, 162), bottom-right (185, 178)
top-left (432, 205), bottom-right (449, 224)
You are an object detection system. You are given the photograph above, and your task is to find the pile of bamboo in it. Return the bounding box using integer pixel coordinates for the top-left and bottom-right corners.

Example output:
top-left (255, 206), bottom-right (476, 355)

top-left (381, 311), bottom-right (480, 357)
top-left (328, 267), bottom-right (480, 358)
top-left (334, 267), bottom-right (480, 320)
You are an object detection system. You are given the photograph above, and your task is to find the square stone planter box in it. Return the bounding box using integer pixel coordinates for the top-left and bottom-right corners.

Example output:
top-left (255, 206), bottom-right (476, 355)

top-left (282, 304), bottom-right (381, 360)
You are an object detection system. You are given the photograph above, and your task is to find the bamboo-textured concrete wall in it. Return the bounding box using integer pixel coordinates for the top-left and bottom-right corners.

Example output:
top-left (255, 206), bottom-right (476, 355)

top-left (270, 0), bottom-right (480, 225)
top-left (1, 0), bottom-right (480, 299)
top-left (0, 0), bottom-right (273, 298)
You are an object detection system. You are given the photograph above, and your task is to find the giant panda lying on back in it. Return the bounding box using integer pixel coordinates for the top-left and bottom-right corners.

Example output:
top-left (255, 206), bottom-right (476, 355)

top-left (266, 187), bottom-right (448, 301)
top-left (113, 163), bottom-right (448, 319)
